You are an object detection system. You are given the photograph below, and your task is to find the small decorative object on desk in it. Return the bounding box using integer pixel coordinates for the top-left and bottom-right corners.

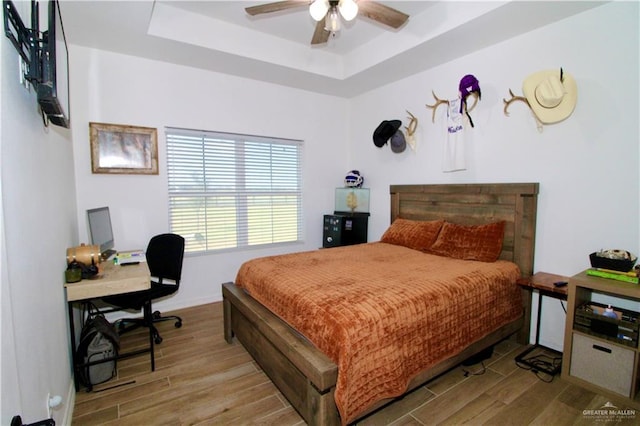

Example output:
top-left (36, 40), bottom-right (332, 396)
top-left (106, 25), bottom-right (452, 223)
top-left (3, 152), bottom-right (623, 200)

top-left (67, 244), bottom-right (101, 266)
top-left (65, 261), bottom-right (82, 283)
top-left (66, 244), bottom-right (100, 280)
top-left (114, 249), bottom-right (146, 265)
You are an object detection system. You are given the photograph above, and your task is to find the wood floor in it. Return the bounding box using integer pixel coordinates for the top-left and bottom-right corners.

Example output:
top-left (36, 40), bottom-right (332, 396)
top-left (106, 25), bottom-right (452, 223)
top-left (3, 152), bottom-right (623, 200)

top-left (72, 302), bottom-right (638, 425)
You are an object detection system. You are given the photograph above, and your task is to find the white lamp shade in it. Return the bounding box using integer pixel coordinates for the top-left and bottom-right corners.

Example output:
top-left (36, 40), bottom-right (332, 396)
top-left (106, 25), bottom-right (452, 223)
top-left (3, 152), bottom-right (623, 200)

top-left (309, 0), bottom-right (330, 21)
top-left (338, 0), bottom-right (358, 21)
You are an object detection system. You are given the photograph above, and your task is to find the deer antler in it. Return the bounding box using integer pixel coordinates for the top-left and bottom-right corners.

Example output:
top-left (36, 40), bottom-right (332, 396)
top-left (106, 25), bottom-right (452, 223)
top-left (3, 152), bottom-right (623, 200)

top-left (425, 91), bottom-right (450, 123)
top-left (502, 89), bottom-right (529, 116)
top-left (404, 110), bottom-right (419, 151)
top-left (503, 89), bottom-right (544, 132)
top-left (405, 110), bottom-right (418, 136)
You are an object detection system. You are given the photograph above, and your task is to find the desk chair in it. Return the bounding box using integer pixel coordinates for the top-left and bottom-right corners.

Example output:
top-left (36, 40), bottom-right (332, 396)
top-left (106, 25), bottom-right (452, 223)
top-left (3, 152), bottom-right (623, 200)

top-left (103, 233), bottom-right (185, 344)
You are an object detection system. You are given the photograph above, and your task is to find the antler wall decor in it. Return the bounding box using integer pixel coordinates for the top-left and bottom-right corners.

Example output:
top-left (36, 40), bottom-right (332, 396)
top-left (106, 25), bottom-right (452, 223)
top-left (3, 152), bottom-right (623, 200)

top-left (425, 91), bottom-right (449, 123)
top-left (404, 110), bottom-right (418, 151)
top-left (503, 88), bottom-right (543, 131)
top-left (502, 89), bottom-right (529, 116)
top-left (425, 91), bottom-right (479, 123)
top-left (404, 110), bottom-right (418, 136)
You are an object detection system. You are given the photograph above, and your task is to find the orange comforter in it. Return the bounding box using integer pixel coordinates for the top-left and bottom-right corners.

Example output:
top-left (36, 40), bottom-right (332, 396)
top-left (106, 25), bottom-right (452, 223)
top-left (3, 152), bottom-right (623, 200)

top-left (235, 242), bottom-right (522, 424)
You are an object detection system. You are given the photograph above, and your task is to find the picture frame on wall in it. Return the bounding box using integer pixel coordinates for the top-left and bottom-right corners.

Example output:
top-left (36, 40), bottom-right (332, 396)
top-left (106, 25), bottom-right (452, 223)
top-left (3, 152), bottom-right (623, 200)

top-left (89, 122), bottom-right (158, 174)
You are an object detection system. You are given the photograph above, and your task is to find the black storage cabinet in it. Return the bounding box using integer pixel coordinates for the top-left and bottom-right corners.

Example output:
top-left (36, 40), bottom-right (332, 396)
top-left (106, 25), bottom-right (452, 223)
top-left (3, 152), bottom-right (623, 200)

top-left (322, 213), bottom-right (369, 248)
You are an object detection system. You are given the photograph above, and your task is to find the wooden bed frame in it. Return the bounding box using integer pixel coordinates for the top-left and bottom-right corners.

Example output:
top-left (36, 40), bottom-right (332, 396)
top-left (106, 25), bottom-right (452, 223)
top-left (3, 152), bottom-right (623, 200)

top-left (223, 182), bottom-right (539, 425)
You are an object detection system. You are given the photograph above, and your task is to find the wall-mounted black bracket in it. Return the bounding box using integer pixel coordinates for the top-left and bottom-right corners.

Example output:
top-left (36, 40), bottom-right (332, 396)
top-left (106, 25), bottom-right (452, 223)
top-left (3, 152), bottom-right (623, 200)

top-left (3, 0), bottom-right (42, 84)
top-left (3, 0), bottom-right (33, 62)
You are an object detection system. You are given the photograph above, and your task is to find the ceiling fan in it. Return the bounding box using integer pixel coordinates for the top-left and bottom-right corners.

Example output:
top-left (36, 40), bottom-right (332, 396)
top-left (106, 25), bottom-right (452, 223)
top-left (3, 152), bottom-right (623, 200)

top-left (245, 0), bottom-right (410, 45)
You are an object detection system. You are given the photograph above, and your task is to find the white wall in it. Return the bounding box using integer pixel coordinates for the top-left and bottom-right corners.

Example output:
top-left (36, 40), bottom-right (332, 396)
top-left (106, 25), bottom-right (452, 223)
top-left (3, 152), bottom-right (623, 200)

top-left (348, 2), bottom-right (639, 350)
top-left (1, 0), bottom-right (77, 422)
top-left (70, 48), bottom-right (351, 311)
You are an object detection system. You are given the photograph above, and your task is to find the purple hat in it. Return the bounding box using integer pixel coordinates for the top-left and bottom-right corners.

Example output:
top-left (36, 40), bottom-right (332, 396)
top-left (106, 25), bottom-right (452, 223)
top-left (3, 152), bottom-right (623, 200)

top-left (459, 74), bottom-right (481, 127)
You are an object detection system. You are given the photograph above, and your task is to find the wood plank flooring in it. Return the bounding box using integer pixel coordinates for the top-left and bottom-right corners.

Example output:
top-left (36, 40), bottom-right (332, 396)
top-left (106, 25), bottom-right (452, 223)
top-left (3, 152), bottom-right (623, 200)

top-left (72, 303), bottom-right (638, 425)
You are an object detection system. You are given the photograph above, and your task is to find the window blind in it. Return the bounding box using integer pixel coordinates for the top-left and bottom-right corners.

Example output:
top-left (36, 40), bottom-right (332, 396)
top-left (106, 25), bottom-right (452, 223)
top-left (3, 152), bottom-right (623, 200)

top-left (166, 128), bottom-right (303, 254)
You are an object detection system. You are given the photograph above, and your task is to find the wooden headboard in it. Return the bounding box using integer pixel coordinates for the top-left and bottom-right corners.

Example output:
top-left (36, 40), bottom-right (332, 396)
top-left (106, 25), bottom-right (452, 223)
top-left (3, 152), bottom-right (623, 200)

top-left (390, 183), bottom-right (539, 277)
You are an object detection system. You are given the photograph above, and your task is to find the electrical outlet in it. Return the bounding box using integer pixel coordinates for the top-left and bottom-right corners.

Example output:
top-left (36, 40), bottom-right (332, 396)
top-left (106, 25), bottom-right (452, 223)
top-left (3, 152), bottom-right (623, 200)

top-left (46, 393), bottom-right (62, 418)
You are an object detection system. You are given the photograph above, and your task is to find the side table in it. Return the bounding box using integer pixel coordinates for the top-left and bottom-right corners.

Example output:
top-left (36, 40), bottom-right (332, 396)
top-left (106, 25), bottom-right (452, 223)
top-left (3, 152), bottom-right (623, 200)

top-left (516, 271), bottom-right (569, 376)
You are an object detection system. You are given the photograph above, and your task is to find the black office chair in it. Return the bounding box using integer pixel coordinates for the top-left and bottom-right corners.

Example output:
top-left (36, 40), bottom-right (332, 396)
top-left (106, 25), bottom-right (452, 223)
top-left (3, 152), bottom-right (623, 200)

top-left (103, 233), bottom-right (185, 344)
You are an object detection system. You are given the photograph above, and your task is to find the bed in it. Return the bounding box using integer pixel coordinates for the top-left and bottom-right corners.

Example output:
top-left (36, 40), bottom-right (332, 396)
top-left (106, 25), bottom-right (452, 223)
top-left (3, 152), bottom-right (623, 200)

top-left (223, 183), bottom-right (539, 425)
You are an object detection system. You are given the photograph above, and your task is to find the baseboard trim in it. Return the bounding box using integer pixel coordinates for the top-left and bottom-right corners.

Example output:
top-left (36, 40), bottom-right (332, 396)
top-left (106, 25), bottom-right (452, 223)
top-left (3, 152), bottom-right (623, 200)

top-left (60, 379), bottom-right (75, 425)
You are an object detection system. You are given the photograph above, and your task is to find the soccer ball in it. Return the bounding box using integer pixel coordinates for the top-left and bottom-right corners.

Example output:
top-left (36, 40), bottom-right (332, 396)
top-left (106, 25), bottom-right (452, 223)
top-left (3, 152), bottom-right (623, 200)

top-left (344, 170), bottom-right (364, 188)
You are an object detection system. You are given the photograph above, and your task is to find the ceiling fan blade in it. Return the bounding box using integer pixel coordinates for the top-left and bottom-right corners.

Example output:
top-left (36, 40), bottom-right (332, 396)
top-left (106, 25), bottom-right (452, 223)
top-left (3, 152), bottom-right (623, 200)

top-left (311, 20), bottom-right (331, 45)
top-left (245, 1), bottom-right (307, 16)
top-left (357, 1), bottom-right (409, 29)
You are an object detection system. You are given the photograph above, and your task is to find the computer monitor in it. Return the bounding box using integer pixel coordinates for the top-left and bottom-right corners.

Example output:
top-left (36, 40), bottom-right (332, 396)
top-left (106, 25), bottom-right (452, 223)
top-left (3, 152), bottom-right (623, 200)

top-left (87, 206), bottom-right (115, 259)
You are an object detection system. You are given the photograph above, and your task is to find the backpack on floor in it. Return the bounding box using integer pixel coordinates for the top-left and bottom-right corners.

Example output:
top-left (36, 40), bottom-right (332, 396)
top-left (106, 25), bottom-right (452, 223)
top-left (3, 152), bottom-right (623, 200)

top-left (75, 308), bottom-right (120, 387)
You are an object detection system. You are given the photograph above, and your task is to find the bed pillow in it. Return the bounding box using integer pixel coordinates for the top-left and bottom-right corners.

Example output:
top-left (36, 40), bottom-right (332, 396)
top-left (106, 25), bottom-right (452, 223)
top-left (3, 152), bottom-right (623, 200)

top-left (428, 220), bottom-right (506, 262)
top-left (380, 218), bottom-right (444, 251)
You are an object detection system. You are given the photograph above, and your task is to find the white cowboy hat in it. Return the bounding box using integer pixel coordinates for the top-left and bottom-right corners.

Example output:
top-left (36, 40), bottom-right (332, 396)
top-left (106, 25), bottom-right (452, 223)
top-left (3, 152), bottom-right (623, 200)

top-left (522, 69), bottom-right (577, 124)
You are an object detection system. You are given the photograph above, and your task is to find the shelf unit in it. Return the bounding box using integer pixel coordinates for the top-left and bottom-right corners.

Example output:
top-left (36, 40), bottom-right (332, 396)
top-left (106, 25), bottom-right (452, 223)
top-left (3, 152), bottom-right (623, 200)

top-left (562, 270), bottom-right (640, 407)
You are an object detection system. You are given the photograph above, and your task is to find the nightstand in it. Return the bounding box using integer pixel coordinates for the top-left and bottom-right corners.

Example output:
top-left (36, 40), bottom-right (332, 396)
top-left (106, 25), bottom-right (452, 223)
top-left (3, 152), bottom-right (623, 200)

top-left (562, 270), bottom-right (640, 404)
top-left (516, 272), bottom-right (569, 376)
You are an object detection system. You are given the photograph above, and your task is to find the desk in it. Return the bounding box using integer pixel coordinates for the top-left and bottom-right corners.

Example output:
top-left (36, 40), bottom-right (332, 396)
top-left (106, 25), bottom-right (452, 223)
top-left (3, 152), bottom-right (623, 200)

top-left (65, 261), bottom-right (154, 390)
top-left (516, 272), bottom-right (569, 376)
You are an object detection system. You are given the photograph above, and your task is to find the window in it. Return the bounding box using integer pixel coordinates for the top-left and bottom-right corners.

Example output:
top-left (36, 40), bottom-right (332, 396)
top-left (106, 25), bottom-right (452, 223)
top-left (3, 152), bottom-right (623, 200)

top-left (166, 128), bottom-right (303, 254)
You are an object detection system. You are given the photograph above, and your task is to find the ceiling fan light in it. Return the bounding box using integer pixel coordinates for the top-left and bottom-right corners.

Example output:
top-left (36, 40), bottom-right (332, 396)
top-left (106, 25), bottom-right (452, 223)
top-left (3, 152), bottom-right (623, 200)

top-left (325, 7), bottom-right (341, 32)
top-left (338, 0), bottom-right (358, 22)
top-left (309, 0), bottom-right (330, 21)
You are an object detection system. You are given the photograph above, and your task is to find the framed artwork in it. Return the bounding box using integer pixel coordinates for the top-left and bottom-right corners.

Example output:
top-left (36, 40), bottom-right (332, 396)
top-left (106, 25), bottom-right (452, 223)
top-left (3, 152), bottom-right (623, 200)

top-left (90, 122), bottom-right (158, 174)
